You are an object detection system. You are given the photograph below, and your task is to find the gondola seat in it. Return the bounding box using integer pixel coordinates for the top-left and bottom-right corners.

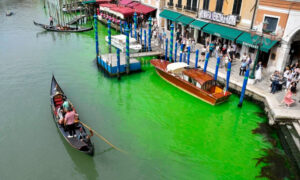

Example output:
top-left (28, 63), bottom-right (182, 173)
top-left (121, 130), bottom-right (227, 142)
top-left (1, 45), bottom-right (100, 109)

top-left (53, 95), bottom-right (63, 108)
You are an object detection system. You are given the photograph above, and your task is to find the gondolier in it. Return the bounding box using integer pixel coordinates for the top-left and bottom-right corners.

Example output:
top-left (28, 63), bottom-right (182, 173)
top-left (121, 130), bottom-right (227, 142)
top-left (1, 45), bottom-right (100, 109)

top-left (49, 16), bottom-right (53, 26)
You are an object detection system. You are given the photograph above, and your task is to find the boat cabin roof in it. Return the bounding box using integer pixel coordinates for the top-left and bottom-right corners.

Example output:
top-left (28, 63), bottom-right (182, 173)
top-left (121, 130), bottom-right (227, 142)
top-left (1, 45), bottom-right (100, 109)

top-left (183, 69), bottom-right (214, 85)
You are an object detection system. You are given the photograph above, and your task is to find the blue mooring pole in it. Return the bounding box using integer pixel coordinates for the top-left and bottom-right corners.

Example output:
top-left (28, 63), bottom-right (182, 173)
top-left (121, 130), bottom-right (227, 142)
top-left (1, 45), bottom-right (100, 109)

top-left (174, 41), bottom-right (178, 62)
top-left (203, 52), bottom-right (210, 73)
top-left (165, 38), bottom-right (168, 61)
top-left (214, 56), bottom-right (221, 80)
top-left (134, 12), bottom-right (137, 40)
top-left (117, 48), bottom-right (121, 79)
top-left (144, 29), bottom-right (147, 51)
top-left (238, 68), bottom-right (250, 107)
top-left (93, 14), bottom-right (99, 57)
top-left (140, 28), bottom-right (142, 44)
top-left (169, 24), bottom-right (174, 62)
top-left (195, 49), bottom-right (199, 68)
top-left (125, 26), bottom-right (130, 74)
top-left (187, 46), bottom-right (191, 65)
top-left (130, 23), bottom-right (132, 37)
top-left (148, 17), bottom-right (152, 51)
top-left (120, 20), bottom-right (122, 34)
top-left (226, 61), bottom-right (232, 91)
top-left (108, 20), bottom-right (111, 53)
top-left (179, 52), bottom-right (183, 62)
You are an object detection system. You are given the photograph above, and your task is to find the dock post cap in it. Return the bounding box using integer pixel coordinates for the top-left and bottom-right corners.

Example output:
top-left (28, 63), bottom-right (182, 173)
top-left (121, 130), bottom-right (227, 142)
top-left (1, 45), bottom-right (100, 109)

top-left (93, 14), bottom-right (97, 19)
top-left (170, 24), bottom-right (174, 28)
top-left (107, 20), bottom-right (111, 24)
top-left (134, 12), bottom-right (137, 16)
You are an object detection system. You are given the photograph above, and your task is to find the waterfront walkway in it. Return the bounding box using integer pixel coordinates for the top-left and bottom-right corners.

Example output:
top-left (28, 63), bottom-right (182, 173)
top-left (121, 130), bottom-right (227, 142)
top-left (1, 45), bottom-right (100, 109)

top-left (146, 38), bottom-right (300, 124)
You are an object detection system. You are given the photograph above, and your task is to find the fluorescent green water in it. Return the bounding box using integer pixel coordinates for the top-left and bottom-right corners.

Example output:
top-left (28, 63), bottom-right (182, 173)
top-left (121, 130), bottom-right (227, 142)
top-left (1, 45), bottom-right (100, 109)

top-left (0, 0), bottom-right (272, 179)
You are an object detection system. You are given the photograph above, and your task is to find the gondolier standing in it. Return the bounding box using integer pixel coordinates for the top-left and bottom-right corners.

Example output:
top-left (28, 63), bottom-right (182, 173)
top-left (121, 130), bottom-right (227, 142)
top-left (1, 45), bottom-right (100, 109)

top-left (49, 16), bottom-right (53, 26)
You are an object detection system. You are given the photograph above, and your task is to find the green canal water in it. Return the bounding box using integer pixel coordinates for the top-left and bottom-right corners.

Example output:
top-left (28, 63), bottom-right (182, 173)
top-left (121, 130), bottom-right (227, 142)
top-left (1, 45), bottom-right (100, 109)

top-left (0, 0), bottom-right (287, 179)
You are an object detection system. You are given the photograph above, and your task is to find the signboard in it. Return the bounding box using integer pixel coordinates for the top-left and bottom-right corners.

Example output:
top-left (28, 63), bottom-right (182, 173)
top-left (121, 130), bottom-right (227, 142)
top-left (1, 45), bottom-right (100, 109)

top-left (199, 10), bottom-right (237, 26)
top-left (242, 42), bottom-right (258, 49)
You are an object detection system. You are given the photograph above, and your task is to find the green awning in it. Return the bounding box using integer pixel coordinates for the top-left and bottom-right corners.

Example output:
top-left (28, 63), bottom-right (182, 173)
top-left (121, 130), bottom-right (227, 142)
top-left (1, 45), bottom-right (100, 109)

top-left (190, 20), bottom-right (208, 30)
top-left (202, 23), bottom-right (243, 41)
top-left (236, 32), bottom-right (278, 52)
top-left (159, 9), bottom-right (182, 22)
top-left (176, 15), bottom-right (194, 26)
top-left (82, 0), bottom-right (96, 4)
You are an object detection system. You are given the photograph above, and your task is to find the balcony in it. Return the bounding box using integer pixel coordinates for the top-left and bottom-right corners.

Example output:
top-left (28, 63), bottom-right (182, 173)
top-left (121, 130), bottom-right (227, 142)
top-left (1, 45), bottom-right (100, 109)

top-left (167, 2), bottom-right (174, 7)
top-left (184, 6), bottom-right (198, 12)
top-left (176, 3), bottom-right (182, 9)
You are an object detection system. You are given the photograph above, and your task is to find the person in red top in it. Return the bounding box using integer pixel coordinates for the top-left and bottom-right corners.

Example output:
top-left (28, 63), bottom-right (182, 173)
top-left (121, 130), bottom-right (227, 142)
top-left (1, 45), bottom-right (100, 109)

top-left (64, 108), bottom-right (78, 138)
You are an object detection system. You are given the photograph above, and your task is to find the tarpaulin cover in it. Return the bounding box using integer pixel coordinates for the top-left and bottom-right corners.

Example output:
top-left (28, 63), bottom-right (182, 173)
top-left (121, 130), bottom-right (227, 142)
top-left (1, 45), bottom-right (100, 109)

top-left (126, 2), bottom-right (140, 8)
top-left (100, 3), bottom-right (117, 8)
top-left (96, 0), bottom-right (112, 4)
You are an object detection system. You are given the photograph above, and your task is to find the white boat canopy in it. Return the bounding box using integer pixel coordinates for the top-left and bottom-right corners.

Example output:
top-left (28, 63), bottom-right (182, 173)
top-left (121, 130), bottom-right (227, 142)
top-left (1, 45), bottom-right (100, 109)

top-left (167, 62), bottom-right (188, 73)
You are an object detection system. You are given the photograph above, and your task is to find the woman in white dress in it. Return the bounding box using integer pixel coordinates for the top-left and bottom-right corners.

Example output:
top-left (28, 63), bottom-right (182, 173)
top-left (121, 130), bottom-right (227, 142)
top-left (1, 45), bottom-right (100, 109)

top-left (255, 61), bottom-right (262, 82)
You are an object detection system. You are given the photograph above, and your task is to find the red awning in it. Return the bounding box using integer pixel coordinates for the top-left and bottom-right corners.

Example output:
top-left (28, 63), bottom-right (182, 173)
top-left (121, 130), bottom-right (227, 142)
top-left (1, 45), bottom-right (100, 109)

top-left (126, 2), bottom-right (140, 8)
top-left (131, 4), bottom-right (156, 15)
top-left (100, 3), bottom-right (117, 8)
top-left (119, 0), bottom-right (132, 5)
top-left (110, 7), bottom-right (134, 18)
top-left (96, 0), bottom-right (112, 4)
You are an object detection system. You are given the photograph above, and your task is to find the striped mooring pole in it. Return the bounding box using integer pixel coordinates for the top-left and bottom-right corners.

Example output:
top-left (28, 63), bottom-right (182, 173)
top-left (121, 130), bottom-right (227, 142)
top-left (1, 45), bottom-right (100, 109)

top-left (144, 29), bottom-right (147, 51)
top-left (203, 52), bottom-right (210, 73)
top-left (165, 38), bottom-right (168, 61)
top-left (117, 48), bottom-right (121, 79)
top-left (148, 17), bottom-right (152, 51)
top-left (107, 20), bottom-right (112, 53)
top-left (134, 12), bottom-right (137, 40)
top-left (238, 68), bottom-right (250, 107)
top-left (93, 14), bottom-right (99, 57)
top-left (214, 56), bottom-right (221, 80)
top-left (187, 46), bottom-right (191, 65)
top-left (195, 49), bottom-right (199, 68)
top-left (120, 20), bottom-right (122, 34)
top-left (174, 41), bottom-right (178, 62)
top-left (169, 24), bottom-right (174, 62)
top-left (140, 28), bottom-right (142, 45)
top-left (130, 23), bottom-right (133, 37)
top-left (125, 26), bottom-right (130, 74)
top-left (179, 52), bottom-right (183, 62)
top-left (226, 61), bottom-right (232, 91)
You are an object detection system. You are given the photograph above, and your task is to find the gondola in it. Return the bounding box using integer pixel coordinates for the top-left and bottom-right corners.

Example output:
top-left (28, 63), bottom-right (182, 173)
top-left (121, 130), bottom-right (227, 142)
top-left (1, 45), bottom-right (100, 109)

top-left (50, 75), bottom-right (94, 156)
top-left (33, 21), bottom-right (93, 32)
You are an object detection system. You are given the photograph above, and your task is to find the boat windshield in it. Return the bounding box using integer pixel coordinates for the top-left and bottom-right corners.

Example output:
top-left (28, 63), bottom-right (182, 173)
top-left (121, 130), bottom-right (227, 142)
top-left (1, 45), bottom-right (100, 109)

top-left (202, 80), bottom-right (216, 91)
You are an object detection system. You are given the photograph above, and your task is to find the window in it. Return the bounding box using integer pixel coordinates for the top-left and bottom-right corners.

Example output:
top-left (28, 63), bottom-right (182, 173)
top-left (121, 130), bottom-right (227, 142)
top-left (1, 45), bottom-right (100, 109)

top-left (192, 0), bottom-right (198, 11)
top-left (215, 0), bottom-right (224, 12)
top-left (186, 0), bottom-right (191, 9)
top-left (177, 0), bottom-right (182, 7)
top-left (203, 0), bottom-right (209, 10)
top-left (264, 16), bottom-right (278, 33)
top-left (232, 0), bottom-right (242, 15)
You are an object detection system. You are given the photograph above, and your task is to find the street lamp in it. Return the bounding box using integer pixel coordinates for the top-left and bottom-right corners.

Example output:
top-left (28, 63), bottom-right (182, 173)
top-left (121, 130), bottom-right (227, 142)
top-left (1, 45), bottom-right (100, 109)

top-left (249, 20), bottom-right (276, 79)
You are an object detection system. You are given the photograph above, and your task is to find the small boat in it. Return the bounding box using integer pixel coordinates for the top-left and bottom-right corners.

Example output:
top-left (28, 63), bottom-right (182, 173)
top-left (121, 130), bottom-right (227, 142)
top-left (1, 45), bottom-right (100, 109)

top-left (6, 11), bottom-right (13, 16)
top-left (150, 59), bottom-right (231, 105)
top-left (50, 75), bottom-right (94, 155)
top-left (33, 21), bottom-right (93, 32)
top-left (105, 34), bottom-right (142, 53)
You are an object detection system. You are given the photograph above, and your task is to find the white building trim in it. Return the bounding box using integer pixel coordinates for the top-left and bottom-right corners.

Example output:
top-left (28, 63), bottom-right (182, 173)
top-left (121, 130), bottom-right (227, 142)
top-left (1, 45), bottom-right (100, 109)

top-left (258, 5), bottom-right (289, 14)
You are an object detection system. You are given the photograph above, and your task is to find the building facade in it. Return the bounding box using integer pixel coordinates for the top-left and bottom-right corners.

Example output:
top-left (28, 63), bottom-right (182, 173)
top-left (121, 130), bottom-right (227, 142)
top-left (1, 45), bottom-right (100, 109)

top-left (140, 0), bottom-right (166, 27)
top-left (253, 0), bottom-right (300, 72)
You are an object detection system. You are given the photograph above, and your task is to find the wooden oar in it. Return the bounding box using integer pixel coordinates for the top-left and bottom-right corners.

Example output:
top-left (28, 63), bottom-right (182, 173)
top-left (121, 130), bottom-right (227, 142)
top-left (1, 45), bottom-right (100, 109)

top-left (79, 121), bottom-right (127, 154)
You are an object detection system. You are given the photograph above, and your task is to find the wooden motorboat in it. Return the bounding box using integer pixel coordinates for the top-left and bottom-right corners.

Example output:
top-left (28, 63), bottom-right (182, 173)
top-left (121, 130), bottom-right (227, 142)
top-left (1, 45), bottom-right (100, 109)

top-left (50, 75), bottom-right (94, 156)
top-left (150, 59), bottom-right (231, 105)
top-left (105, 34), bottom-right (142, 53)
top-left (33, 21), bottom-right (93, 32)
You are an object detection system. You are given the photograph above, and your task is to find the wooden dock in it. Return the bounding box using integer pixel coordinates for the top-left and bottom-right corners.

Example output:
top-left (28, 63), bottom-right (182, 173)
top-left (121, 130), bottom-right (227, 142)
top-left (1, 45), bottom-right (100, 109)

top-left (96, 54), bottom-right (141, 76)
top-left (67, 15), bottom-right (86, 25)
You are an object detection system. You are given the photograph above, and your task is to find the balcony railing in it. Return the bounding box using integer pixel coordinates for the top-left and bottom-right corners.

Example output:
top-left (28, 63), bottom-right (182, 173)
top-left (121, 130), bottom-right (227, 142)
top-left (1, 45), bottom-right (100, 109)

top-left (176, 3), bottom-right (182, 8)
top-left (167, 2), bottom-right (174, 7)
top-left (184, 6), bottom-right (198, 12)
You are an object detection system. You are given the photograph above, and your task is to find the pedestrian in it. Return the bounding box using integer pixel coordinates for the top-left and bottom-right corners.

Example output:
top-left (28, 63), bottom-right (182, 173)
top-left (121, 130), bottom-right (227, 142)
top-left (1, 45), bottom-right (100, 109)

top-left (201, 46), bottom-right (207, 62)
top-left (49, 16), bottom-right (53, 26)
top-left (246, 55), bottom-right (252, 69)
top-left (222, 43), bottom-right (227, 56)
top-left (209, 40), bottom-right (215, 56)
top-left (281, 87), bottom-right (295, 108)
top-left (176, 29), bottom-right (180, 41)
top-left (255, 61), bottom-right (263, 82)
top-left (191, 38), bottom-right (196, 52)
top-left (182, 37), bottom-right (186, 51)
top-left (205, 36), bottom-right (210, 47)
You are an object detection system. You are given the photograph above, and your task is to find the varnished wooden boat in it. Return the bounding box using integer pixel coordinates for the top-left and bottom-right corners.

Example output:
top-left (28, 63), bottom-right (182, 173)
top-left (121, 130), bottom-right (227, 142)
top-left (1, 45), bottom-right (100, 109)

top-left (50, 75), bottom-right (94, 156)
top-left (150, 59), bottom-right (231, 105)
top-left (33, 21), bottom-right (93, 32)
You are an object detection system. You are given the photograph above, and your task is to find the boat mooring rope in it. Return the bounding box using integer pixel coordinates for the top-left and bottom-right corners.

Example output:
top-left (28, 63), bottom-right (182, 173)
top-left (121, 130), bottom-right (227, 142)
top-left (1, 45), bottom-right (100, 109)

top-left (79, 121), bottom-right (127, 154)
